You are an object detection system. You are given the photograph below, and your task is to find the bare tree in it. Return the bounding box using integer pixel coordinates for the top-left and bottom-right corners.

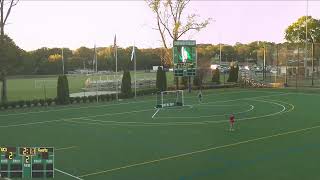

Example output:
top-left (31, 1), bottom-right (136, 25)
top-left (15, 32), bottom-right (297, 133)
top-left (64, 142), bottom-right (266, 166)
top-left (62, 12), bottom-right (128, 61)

top-left (146, 0), bottom-right (212, 66)
top-left (0, 0), bottom-right (19, 103)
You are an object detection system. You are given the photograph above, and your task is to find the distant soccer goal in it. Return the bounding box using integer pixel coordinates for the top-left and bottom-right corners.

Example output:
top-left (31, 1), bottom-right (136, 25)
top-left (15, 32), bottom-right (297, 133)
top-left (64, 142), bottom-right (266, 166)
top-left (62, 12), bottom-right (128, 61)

top-left (156, 90), bottom-right (184, 108)
top-left (34, 80), bottom-right (57, 89)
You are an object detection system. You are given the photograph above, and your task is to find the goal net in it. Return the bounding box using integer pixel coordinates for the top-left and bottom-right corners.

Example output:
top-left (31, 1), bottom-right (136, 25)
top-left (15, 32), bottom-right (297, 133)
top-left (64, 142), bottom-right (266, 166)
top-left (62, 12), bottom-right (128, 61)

top-left (156, 90), bottom-right (184, 108)
top-left (34, 80), bottom-right (57, 89)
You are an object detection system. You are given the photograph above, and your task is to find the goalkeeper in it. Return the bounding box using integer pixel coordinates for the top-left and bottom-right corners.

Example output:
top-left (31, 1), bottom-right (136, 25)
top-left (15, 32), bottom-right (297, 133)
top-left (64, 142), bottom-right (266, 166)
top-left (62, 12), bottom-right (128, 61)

top-left (197, 90), bottom-right (203, 103)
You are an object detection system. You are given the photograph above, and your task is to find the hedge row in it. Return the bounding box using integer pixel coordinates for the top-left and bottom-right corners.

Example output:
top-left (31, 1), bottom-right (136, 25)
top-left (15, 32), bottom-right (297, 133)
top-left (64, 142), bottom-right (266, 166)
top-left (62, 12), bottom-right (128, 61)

top-left (0, 85), bottom-right (237, 111)
top-left (0, 89), bottom-right (158, 111)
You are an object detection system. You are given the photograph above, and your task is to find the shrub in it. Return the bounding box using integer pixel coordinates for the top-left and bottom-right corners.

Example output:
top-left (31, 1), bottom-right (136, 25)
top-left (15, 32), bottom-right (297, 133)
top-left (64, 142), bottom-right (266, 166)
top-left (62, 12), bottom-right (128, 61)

top-left (56, 75), bottom-right (70, 105)
top-left (69, 97), bottom-right (75, 104)
top-left (2, 103), bottom-right (8, 109)
top-left (106, 94), bottom-right (111, 101)
top-left (121, 70), bottom-right (132, 98)
top-left (75, 97), bottom-right (82, 103)
top-left (156, 66), bottom-right (167, 92)
top-left (228, 65), bottom-right (239, 82)
top-left (18, 100), bottom-right (25, 108)
top-left (39, 99), bottom-right (46, 106)
top-left (8, 101), bottom-right (16, 109)
top-left (32, 99), bottom-right (39, 107)
top-left (25, 100), bottom-right (32, 107)
top-left (82, 96), bottom-right (88, 103)
top-left (100, 95), bottom-right (107, 102)
top-left (88, 96), bottom-right (96, 103)
top-left (46, 98), bottom-right (53, 106)
top-left (212, 69), bottom-right (220, 84)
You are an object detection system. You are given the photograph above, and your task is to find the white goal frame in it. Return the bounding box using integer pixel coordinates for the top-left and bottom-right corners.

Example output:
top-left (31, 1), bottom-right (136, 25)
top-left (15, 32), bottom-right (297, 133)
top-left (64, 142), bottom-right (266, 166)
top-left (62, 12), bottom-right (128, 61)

top-left (156, 90), bottom-right (184, 108)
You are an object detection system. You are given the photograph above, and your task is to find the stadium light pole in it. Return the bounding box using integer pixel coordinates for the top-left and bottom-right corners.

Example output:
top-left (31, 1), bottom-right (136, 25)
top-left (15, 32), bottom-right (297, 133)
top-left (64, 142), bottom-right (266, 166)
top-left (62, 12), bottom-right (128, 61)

top-left (61, 48), bottom-right (64, 75)
top-left (305, 0), bottom-right (309, 79)
top-left (219, 43), bottom-right (222, 66)
top-left (115, 35), bottom-right (118, 101)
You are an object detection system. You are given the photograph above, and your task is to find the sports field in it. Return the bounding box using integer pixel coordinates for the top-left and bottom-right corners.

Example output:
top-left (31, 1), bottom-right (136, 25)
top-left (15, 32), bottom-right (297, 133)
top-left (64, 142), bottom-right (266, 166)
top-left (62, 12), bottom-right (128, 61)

top-left (0, 88), bottom-right (319, 180)
top-left (6, 72), bottom-right (165, 101)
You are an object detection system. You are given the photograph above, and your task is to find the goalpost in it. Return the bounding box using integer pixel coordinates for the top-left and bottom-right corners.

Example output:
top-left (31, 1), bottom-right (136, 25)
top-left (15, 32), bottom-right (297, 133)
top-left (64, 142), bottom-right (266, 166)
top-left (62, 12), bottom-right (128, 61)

top-left (156, 90), bottom-right (184, 108)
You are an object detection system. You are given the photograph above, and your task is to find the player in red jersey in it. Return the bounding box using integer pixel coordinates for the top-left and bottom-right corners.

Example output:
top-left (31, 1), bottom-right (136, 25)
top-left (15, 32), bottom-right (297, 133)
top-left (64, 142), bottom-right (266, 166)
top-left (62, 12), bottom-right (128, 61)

top-left (229, 113), bottom-right (235, 131)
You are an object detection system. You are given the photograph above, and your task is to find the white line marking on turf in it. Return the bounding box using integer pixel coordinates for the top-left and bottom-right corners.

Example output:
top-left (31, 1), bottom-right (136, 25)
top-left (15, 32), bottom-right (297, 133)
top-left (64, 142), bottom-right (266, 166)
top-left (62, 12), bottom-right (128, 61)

top-left (0, 90), bottom-right (281, 118)
top-left (79, 124), bottom-right (320, 178)
top-left (156, 104), bottom-right (254, 119)
top-left (152, 109), bottom-right (160, 119)
top-left (55, 169), bottom-right (84, 180)
top-left (55, 146), bottom-right (78, 151)
top-left (0, 109), bottom-right (154, 128)
top-left (65, 98), bottom-right (294, 127)
top-left (0, 92), bottom-right (291, 128)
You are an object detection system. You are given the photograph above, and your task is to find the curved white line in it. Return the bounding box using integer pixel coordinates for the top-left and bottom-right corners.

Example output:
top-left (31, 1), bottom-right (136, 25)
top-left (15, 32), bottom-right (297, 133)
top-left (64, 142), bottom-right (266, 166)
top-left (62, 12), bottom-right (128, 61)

top-left (155, 104), bottom-right (254, 119)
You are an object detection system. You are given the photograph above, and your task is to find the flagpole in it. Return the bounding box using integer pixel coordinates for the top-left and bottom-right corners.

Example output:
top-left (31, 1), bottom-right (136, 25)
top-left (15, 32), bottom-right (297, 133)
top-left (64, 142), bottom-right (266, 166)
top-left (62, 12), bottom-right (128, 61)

top-left (134, 44), bottom-right (137, 99)
top-left (62, 48), bottom-right (64, 75)
top-left (95, 44), bottom-right (98, 73)
top-left (115, 35), bottom-right (118, 101)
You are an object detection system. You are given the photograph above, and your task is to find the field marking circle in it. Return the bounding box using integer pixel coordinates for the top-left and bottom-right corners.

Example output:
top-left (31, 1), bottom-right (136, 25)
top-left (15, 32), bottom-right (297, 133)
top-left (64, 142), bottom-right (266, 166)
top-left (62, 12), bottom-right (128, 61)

top-left (68, 98), bottom-right (293, 127)
top-left (155, 104), bottom-right (254, 119)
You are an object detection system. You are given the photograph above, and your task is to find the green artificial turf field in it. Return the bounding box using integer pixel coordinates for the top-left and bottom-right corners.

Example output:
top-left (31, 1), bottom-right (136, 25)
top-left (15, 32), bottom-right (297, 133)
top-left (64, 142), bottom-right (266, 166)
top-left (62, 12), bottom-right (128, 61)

top-left (1, 88), bottom-right (320, 180)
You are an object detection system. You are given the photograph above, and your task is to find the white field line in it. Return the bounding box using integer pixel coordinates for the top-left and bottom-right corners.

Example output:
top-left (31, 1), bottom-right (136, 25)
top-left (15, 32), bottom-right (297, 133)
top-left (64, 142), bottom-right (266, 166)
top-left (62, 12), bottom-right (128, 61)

top-left (67, 98), bottom-right (293, 127)
top-left (0, 92), bottom-right (291, 128)
top-left (0, 109), bottom-right (154, 128)
top-left (55, 169), bottom-right (84, 180)
top-left (152, 109), bottom-right (160, 119)
top-left (155, 105), bottom-right (254, 119)
top-left (0, 90), bottom-right (281, 117)
top-left (55, 146), bottom-right (78, 151)
top-left (79, 124), bottom-right (320, 178)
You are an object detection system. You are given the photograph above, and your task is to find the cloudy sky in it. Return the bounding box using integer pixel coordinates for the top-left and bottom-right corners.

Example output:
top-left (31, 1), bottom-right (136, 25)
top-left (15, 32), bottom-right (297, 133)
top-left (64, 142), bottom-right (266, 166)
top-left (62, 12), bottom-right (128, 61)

top-left (4, 0), bottom-right (320, 50)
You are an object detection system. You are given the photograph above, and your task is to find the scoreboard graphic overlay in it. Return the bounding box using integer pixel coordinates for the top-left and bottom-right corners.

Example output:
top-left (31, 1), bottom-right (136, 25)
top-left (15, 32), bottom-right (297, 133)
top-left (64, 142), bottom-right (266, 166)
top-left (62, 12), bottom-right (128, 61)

top-left (173, 40), bottom-right (197, 76)
top-left (0, 147), bottom-right (54, 178)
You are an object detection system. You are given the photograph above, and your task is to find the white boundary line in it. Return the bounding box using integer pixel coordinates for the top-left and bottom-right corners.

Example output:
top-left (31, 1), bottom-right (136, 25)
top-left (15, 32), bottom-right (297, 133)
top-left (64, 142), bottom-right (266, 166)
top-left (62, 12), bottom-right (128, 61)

top-left (0, 90), bottom-right (281, 118)
top-left (55, 146), bottom-right (78, 151)
top-left (79, 124), bottom-right (320, 178)
top-left (55, 168), bottom-right (84, 180)
top-left (66, 99), bottom-right (292, 127)
top-left (155, 105), bottom-right (254, 119)
top-left (0, 92), bottom-right (292, 128)
top-left (0, 109), bottom-right (154, 128)
top-left (152, 109), bottom-right (160, 119)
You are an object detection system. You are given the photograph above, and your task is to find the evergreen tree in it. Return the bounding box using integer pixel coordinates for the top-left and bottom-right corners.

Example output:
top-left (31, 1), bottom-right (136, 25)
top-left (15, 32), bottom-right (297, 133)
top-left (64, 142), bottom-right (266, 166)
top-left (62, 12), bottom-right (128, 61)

top-left (121, 70), bottom-right (132, 98)
top-left (162, 69), bottom-right (167, 91)
top-left (56, 75), bottom-right (70, 104)
top-left (212, 69), bottom-right (220, 84)
top-left (156, 66), bottom-right (164, 91)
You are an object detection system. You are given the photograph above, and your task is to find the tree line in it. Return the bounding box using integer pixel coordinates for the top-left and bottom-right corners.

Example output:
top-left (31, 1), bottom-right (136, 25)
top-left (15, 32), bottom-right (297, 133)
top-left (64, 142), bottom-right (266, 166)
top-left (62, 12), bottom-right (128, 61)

top-left (3, 37), bottom-right (320, 77)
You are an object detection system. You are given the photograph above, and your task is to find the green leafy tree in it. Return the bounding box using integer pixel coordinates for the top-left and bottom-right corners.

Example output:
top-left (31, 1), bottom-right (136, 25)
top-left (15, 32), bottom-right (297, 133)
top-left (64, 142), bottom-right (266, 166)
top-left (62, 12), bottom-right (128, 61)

top-left (121, 70), bottom-right (132, 98)
top-left (0, 35), bottom-right (23, 103)
top-left (285, 16), bottom-right (320, 43)
top-left (0, 0), bottom-right (19, 103)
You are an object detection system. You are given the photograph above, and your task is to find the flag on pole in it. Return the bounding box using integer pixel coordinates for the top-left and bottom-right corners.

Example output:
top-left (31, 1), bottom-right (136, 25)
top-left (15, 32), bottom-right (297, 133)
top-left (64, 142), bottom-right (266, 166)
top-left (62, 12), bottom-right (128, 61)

top-left (114, 34), bottom-right (117, 57)
top-left (131, 45), bottom-right (135, 61)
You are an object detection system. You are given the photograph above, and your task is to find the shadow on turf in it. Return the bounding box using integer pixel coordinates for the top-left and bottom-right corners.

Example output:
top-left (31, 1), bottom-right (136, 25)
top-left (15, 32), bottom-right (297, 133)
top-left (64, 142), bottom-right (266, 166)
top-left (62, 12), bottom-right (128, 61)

top-left (179, 143), bottom-right (320, 180)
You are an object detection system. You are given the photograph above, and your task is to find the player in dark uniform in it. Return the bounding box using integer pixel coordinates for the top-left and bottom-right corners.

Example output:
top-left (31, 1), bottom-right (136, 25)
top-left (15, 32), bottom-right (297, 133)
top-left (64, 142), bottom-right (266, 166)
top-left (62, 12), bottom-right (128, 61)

top-left (229, 113), bottom-right (235, 131)
top-left (198, 90), bottom-right (202, 103)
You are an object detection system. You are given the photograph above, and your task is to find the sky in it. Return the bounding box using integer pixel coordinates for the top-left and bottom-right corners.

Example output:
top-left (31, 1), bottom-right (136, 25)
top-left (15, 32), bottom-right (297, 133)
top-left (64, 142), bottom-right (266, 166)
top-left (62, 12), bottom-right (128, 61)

top-left (4, 0), bottom-right (320, 51)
